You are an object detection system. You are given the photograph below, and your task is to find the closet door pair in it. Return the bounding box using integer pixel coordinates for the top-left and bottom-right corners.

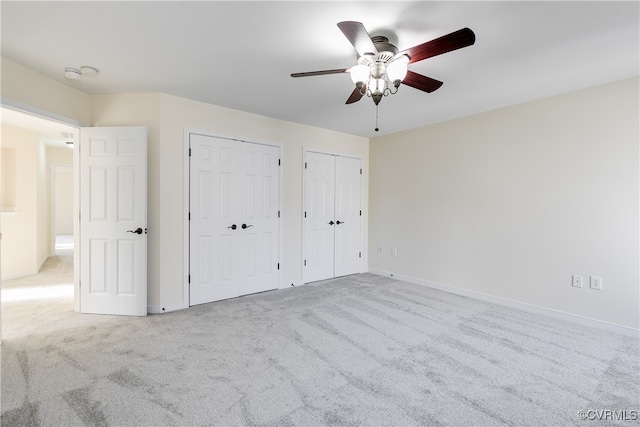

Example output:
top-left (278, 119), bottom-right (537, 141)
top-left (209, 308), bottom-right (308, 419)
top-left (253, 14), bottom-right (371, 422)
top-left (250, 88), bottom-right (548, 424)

top-left (304, 151), bottom-right (362, 283)
top-left (190, 134), bottom-right (280, 305)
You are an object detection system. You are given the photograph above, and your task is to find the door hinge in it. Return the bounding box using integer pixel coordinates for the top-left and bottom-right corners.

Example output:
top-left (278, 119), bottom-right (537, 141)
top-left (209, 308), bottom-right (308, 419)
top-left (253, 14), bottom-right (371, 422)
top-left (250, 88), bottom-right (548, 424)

top-left (278, 159), bottom-right (281, 166)
top-left (304, 260), bottom-right (307, 266)
top-left (359, 252), bottom-right (362, 258)
top-left (305, 162), bottom-right (308, 169)
top-left (278, 210), bottom-right (280, 218)
top-left (188, 274), bottom-right (191, 283)
top-left (360, 210), bottom-right (362, 216)
top-left (304, 211), bottom-right (307, 218)
top-left (189, 148), bottom-right (192, 156)
top-left (277, 263), bottom-right (280, 270)
top-left (188, 212), bottom-right (191, 221)
top-left (360, 168), bottom-right (362, 175)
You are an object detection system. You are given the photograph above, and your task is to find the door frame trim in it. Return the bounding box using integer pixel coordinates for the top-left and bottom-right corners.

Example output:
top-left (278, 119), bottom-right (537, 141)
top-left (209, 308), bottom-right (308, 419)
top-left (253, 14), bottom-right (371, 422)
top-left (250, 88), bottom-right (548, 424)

top-left (301, 147), bottom-right (364, 284)
top-left (0, 103), bottom-right (83, 312)
top-left (183, 128), bottom-right (284, 310)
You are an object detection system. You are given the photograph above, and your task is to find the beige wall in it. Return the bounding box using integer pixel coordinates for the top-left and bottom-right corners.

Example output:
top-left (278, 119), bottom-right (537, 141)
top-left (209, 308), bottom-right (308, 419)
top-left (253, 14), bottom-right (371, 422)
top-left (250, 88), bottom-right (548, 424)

top-left (369, 77), bottom-right (639, 329)
top-left (0, 124), bottom-right (48, 279)
top-left (1, 58), bottom-right (91, 125)
top-left (91, 93), bottom-right (369, 310)
top-left (48, 146), bottom-right (74, 237)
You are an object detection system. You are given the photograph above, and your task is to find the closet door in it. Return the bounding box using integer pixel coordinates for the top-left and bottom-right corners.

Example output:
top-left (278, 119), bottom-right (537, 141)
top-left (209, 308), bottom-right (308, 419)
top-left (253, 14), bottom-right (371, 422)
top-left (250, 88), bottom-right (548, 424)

top-left (190, 135), bottom-right (280, 305)
top-left (334, 156), bottom-right (362, 277)
top-left (303, 152), bottom-right (336, 283)
top-left (190, 135), bottom-right (242, 304)
top-left (240, 143), bottom-right (280, 296)
top-left (303, 152), bottom-right (362, 283)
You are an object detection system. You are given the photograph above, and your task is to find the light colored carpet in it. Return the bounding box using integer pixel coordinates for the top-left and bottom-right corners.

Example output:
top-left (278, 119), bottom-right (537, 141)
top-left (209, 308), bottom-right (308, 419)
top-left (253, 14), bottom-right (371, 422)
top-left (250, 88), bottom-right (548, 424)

top-left (1, 259), bottom-right (638, 426)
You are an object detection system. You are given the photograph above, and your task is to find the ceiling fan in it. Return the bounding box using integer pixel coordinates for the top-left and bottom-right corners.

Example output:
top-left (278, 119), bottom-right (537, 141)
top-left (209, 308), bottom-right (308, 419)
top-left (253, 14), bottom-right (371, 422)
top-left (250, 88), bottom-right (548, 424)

top-left (291, 21), bottom-right (476, 124)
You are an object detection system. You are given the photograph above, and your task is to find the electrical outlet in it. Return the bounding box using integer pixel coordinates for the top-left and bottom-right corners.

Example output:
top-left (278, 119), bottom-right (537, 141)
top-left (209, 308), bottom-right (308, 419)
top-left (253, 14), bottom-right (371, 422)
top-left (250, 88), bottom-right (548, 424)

top-left (392, 248), bottom-right (398, 257)
top-left (572, 275), bottom-right (583, 288)
top-left (590, 276), bottom-right (602, 290)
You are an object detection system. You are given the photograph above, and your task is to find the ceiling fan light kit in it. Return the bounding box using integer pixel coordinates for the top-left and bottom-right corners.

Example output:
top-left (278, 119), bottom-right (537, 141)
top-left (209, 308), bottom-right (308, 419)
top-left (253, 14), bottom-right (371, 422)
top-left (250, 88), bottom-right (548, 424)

top-left (291, 21), bottom-right (475, 131)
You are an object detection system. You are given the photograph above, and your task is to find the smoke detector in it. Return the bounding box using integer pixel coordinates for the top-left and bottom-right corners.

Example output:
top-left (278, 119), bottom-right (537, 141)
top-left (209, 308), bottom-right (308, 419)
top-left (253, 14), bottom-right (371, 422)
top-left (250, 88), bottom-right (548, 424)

top-left (64, 67), bottom-right (81, 80)
top-left (80, 66), bottom-right (99, 77)
top-left (64, 65), bottom-right (99, 80)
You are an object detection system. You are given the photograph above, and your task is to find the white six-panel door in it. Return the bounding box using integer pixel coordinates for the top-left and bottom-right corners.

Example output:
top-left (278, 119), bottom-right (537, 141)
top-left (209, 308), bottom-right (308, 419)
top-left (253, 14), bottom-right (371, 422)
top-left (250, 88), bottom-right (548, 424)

top-left (189, 134), bottom-right (279, 305)
top-left (304, 152), bottom-right (362, 283)
top-left (304, 152), bottom-right (336, 282)
top-left (334, 156), bottom-right (363, 277)
top-left (80, 126), bottom-right (147, 316)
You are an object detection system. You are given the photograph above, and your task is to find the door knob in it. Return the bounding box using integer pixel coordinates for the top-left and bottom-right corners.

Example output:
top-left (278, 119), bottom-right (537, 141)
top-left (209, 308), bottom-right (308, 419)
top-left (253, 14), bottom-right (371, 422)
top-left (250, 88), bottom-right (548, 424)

top-left (241, 224), bottom-right (253, 229)
top-left (329, 221), bottom-right (335, 225)
top-left (127, 227), bottom-right (143, 235)
top-left (228, 224), bottom-right (237, 230)
top-left (336, 220), bottom-right (344, 225)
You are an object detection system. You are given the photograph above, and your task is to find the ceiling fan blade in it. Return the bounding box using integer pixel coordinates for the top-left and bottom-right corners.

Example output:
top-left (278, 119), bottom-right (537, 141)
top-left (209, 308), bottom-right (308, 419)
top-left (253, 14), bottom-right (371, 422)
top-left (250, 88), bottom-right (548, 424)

top-left (400, 27), bottom-right (475, 64)
top-left (291, 68), bottom-right (348, 78)
top-left (337, 21), bottom-right (377, 57)
top-left (345, 85), bottom-right (365, 104)
top-left (402, 71), bottom-right (444, 93)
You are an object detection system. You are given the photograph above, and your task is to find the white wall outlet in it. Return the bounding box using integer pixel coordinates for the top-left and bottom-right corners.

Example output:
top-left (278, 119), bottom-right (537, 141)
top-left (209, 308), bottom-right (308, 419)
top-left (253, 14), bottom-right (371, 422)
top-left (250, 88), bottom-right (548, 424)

top-left (392, 248), bottom-right (398, 257)
top-left (590, 276), bottom-right (602, 290)
top-left (377, 246), bottom-right (383, 254)
top-left (572, 275), bottom-right (583, 288)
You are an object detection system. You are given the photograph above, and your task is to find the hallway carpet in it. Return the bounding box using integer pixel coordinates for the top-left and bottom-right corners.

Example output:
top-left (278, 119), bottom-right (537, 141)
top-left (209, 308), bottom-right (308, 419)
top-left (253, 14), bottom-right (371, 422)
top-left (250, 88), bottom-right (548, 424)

top-left (1, 269), bottom-right (638, 426)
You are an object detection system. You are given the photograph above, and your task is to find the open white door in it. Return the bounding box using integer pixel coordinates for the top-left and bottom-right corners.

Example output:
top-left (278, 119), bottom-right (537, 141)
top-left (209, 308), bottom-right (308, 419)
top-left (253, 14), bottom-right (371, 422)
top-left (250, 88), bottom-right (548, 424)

top-left (80, 127), bottom-right (147, 316)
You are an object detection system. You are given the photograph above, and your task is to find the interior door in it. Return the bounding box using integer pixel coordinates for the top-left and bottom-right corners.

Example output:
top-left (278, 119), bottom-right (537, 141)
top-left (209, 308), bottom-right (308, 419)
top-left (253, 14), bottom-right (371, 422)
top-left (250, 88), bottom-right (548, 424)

top-left (303, 152), bottom-right (362, 283)
top-left (80, 126), bottom-right (147, 316)
top-left (303, 152), bottom-right (336, 283)
top-left (190, 134), bottom-right (240, 304)
top-left (334, 156), bottom-right (362, 277)
top-left (189, 134), bottom-right (280, 305)
top-left (240, 142), bottom-right (280, 296)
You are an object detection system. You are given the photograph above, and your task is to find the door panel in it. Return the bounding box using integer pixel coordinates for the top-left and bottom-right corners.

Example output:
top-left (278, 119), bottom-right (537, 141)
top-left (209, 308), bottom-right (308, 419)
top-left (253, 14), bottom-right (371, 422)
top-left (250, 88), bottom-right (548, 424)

top-left (303, 152), bottom-right (336, 282)
top-left (239, 143), bottom-right (279, 296)
top-left (334, 156), bottom-right (362, 277)
top-left (80, 126), bottom-right (147, 316)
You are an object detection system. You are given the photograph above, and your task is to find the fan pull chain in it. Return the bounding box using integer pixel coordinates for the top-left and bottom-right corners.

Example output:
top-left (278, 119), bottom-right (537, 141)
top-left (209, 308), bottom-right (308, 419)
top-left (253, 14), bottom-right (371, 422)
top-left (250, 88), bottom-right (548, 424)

top-left (374, 104), bottom-right (379, 132)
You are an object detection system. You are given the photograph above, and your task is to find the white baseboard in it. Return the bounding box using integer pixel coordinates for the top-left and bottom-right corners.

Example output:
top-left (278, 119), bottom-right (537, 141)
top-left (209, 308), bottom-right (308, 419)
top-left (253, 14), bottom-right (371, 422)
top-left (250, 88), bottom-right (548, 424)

top-left (369, 269), bottom-right (639, 337)
top-left (148, 302), bottom-right (186, 314)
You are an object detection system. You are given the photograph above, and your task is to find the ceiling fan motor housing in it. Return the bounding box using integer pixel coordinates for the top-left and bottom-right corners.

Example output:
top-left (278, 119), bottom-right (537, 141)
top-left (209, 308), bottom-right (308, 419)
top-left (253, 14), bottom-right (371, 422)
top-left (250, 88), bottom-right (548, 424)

top-left (371, 36), bottom-right (398, 61)
top-left (358, 36), bottom-right (399, 66)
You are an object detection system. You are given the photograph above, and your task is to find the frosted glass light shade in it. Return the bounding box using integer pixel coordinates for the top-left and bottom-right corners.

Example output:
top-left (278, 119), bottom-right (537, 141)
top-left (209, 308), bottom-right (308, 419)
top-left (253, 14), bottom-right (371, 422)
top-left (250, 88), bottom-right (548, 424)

top-left (349, 64), bottom-right (370, 85)
top-left (386, 60), bottom-right (408, 83)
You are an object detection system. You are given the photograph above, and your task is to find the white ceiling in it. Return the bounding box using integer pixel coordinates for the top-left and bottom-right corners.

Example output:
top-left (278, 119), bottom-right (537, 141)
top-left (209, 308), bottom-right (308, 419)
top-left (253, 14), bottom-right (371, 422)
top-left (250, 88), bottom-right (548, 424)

top-left (1, 1), bottom-right (638, 139)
